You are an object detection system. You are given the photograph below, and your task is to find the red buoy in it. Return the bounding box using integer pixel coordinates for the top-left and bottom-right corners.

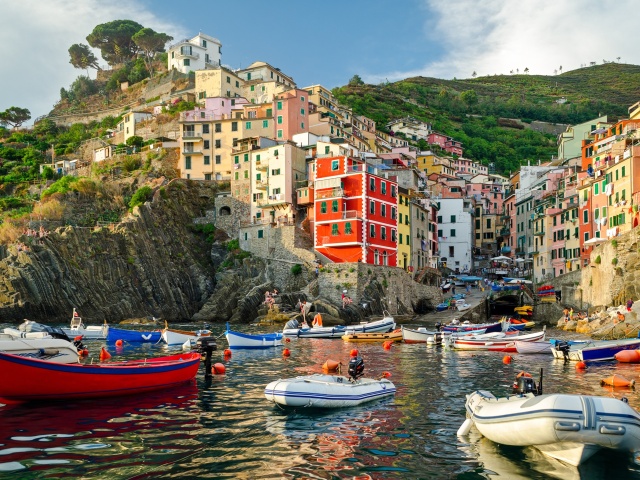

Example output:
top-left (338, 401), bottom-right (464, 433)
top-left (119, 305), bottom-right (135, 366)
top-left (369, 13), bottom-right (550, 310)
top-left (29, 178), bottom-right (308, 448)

top-left (382, 371), bottom-right (392, 378)
top-left (350, 349), bottom-right (359, 357)
top-left (99, 347), bottom-right (111, 361)
top-left (81, 348), bottom-right (89, 356)
top-left (503, 355), bottom-right (512, 365)
top-left (212, 363), bottom-right (226, 374)
top-left (115, 339), bottom-right (123, 347)
top-left (383, 341), bottom-right (392, 350)
top-left (284, 337), bottom-right (291, 343)
top-left (223, 349), bottom-right (232, 358)
top-left (283, 348), bottom-right (291, 357)
top-left (575, 361), bottom-right (587, 370)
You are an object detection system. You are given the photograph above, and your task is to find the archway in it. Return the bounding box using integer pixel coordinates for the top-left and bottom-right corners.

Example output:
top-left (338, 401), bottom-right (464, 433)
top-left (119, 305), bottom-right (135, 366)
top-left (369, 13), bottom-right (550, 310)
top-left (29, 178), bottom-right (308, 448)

top-left (219, 206), bottom-right (231, 216)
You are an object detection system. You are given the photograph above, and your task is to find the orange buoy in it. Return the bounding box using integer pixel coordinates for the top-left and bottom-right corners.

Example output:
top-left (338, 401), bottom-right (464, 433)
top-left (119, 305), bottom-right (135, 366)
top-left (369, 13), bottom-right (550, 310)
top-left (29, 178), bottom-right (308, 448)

top-left (115, 339), bottom-right (123, 347)
top-left (223, 349), bottom-right (232, 357)
top-left (283, 348), bottom-right (291, 357)
top-left (516, 371), bottom-right (532, 378)
top-left (350, 349), bottom-right (359, 357)
top-left (212, 363), bottom-right (226, 374)
top-left (81, 348), bottom-right (89, 356)
top-left (284, 337), bottom-right (291, 343)
top-left (322, 359), bottom-right (341, 373)
top-left (381, 371), bottom-right (392, 378)
top-left (383, 341), bottom-right (393, 350)
top-left (502, 355), bottom-right (512, 364)
top-left (99, 347), bottom-right (111, 361)
top-left (74, 335), bottom-right (84, 342)
top-left (575, 361), bottom-right (587, 370)
top-left (601, 375), bottom-right (635, 388)
top-left (615, 349), bottom-right (640, 363)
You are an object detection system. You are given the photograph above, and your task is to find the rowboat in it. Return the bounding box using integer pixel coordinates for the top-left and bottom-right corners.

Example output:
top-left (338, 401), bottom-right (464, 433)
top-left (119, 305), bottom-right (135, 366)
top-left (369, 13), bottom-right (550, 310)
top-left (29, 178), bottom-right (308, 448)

top-left (341, 329), bottom-right (402, 343)
top-left (401, 326), bottom-right (487, 344)
top-left (450, 330), bottom-right (545, 351)
top-left (264, 374), bottom-right (395, 408)
top-left (0, 333), bottom-right (80, 364)
top-left (282, 316), bottom-right (396, 339)
top-left (107, 326), bottom-right (162, 343)
top-left (162, 322), bottom-right (211, 346)
top-left (552, 338), bottom-right (640, 362)
top-left (514, 340), bottom-right (552, 354)
top-left (441, 320), bottom-right (503, 334)
top-left (61, 308), bottom-right (108, 340)
top-left (464, 390), bottom-right (640, 466)
top-left (225, 323), bottom-right (283, 349)
top-left (0, 352), bottom-right (201, 403)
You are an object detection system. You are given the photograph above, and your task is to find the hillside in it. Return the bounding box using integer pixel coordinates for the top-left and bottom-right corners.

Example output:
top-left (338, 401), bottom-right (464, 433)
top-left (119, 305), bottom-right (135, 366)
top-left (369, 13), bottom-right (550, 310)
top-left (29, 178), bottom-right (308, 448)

top-left (334, 63), bottom-right (640, 173)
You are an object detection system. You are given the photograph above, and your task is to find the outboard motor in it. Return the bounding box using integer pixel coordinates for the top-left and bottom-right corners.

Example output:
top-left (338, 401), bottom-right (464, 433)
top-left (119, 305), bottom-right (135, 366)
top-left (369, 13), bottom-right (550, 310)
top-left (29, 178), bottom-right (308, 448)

top-left (284, 319), bottom-right (299, 330)
top-left (512, 368), bottom-right (543, 396)
top-left (195, 337), bottom-right (217, 379)
top-left (348, 355), bottom-right (364, 381)
top-left (555, 341), bottom-right (571, 362)
top-left (72, 335), bottom-right (86, 353)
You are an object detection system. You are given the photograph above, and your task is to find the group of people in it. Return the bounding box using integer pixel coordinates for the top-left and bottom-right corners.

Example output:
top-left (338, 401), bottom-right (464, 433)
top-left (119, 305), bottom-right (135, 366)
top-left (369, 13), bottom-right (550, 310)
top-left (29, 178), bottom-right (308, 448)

top-left (563, 308), bottom-right (587, 323)
top-left (341, 291), bottom-right (353, 308)
top-left (264, 289), bottom-right (279, 310)
top-left (23, 226), bottom-right (49, 243)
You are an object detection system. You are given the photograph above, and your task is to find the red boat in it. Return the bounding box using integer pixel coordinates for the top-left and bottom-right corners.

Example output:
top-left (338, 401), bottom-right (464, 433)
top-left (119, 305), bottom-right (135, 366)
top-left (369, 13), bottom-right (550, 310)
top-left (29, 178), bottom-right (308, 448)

top-left (0, 352), bottom-right (201, 404)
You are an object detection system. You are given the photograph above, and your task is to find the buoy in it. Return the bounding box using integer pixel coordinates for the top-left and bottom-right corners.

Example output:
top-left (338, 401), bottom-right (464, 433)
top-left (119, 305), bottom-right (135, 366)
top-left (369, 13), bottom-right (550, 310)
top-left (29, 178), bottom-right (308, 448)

top-left (381, 371), bottom-right (392, 378)
top-left (74, 335), bottom-right (83, 342)
top-left (516, 371), bottom-right (532, 378)
top-left (350, 349), bottom-right (359, 357)
top-left (212, 363), bottom-right (226, 374)
top-left (115, 339), bottom-right (123, 347)
top-left (601, 375), bottom-right (635, 388)
top-left (283, 348), bottom-right (291, 357)
top-left (322, 359), bottom-right (341, 373)
top-left (575, 361), bottom-right (587, 370)
top-left (615, 349), bottom-right (640, 363)
top-left (284, 337), bottom-right (291, 343)
top-left (383, 341), bottom-right (393, 350)
top-left (502, 355), bottom-right (512, 364)
top-left (457, 418), bottom-right (473, 437)
top-left (99, 347), bottom-right (111, 361)
top-left (81, 348), bottom-right (89, 356)
top-left (223, 348), bottom-right (232, 357)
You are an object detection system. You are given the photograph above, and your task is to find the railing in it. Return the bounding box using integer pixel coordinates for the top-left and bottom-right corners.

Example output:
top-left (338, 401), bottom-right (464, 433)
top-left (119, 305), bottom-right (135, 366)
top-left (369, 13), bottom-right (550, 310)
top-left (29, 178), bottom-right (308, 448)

top-left (255, 161), bottom-right (268, 170)
top-left (257, 196), bottom-right (287, 207)
top-left (182, 148), bottom-right (202, 154)
top-left (499, 228), bottom-right (510, 236)
top-left (533, 229), bottom-right (545, 236)
top-left (256, 181), bottom-right (268, 189)
top-left (315, 188), bottom-right (345, 200)
top-left (182, 132), bottom-right (202, 138)
top-left (180, 111), bottom-right (219, 122)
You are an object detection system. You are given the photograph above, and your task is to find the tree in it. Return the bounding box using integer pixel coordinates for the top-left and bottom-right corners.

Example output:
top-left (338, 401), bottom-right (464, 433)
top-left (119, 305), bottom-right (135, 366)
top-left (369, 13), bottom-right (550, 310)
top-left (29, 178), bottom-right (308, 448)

top-left (460, 90), bottom-right (478, 106)
top-left (524, 67), bottom-right (529, 74)
top-left (132, 28), bottom-right (173, 76)
top-left (348, 74), bottom-right (365, 86)
top-left (68, 43), bottom-right (100, 72)
top-left (86, 20), bottom-right (144, 66)
top-left (472, 71), bottom-right (477, 78)
top-left (559, 65), bottom-right (562, 74)
top-left (0, 107), bottom-right (31, 129)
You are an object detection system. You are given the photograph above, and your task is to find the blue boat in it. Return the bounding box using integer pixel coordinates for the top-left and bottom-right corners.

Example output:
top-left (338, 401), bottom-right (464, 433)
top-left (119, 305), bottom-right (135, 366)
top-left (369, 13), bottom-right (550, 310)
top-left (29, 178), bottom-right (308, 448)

top-left (436, 303), bottom-right (449, 312)
top-left (107, 326), bottom-right (162, 343)
top-left (225, 323), bottom-right (283, 349)
top-left (552, 338), bottom-right (640, 361)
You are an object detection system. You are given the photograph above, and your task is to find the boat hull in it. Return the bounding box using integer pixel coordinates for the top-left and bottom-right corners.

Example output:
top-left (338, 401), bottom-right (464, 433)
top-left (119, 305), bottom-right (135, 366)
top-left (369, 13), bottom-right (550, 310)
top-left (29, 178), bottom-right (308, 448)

top-left (551, 338), bottom-right (640, 361)
top-left (442, 321), bottom-right (502, 333)
top-left (342, 330), bottom-right (402, 343)
top-left (514, 340), bottom-right (552, 354)
top-left (283, 317), bottom-right (395, 338)
top-left (453, 331), bottom-right (545, 351)
top-left (0, 337), bottom-right (79, 364)
top-left (107, 326), bottom-right (161, 343)
top-left (162, 328), bottom-right (211, 346)
top-left (62, 324), bottom-right (108, 340)
top-left (225, 329), bottom-right (283, 349)
top-left (0, 352), bottom-right (201, 403)
top-left (264, 374), bottom-right (396, 408)
top-left (466, 390), bottom-right (640, 466)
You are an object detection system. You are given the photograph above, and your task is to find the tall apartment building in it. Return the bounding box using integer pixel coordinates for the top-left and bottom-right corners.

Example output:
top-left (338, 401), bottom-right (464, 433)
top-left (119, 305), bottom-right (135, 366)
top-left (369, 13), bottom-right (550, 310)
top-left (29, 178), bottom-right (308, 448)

top-left (167, 33), bottom-right (222, 73)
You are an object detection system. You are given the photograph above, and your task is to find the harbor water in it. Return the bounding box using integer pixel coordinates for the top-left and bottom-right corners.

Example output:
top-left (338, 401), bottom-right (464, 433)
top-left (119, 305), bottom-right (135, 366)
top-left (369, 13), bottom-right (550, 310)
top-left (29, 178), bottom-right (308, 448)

top-left (1, 324), bottom-right (640, 479)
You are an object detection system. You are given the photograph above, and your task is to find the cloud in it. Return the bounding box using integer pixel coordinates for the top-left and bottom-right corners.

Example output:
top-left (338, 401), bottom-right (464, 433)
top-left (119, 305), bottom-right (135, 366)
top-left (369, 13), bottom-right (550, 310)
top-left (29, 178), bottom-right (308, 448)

top-left (0, 0), bottom-right (184, 123)
top-left (365, 0), bottom-right (639, 83)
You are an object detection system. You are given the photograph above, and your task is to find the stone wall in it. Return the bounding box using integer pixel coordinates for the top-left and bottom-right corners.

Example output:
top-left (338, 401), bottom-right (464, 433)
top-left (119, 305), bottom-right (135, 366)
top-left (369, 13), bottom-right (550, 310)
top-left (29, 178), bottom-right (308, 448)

top-left (239, 224), bottom-right (316, 266)
top-left (211, 197), bottom-right (250, 239)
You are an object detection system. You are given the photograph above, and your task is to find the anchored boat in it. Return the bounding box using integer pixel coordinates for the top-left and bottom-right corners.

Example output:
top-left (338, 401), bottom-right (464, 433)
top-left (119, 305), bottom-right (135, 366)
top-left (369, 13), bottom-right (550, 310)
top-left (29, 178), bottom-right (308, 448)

top-left (61, 308), bottom-right (108, 340)
top-left (225, 323), bottom-right (283, 349)
top-left (341, 329), bottom-right (402, 343)
top-left (282, 316), bottom-right (395, 339)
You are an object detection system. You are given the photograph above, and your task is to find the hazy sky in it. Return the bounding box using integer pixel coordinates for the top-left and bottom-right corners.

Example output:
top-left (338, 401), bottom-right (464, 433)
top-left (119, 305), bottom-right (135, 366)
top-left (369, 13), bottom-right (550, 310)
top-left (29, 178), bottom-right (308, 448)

top-left (2, 0), bottom-right (639, 123)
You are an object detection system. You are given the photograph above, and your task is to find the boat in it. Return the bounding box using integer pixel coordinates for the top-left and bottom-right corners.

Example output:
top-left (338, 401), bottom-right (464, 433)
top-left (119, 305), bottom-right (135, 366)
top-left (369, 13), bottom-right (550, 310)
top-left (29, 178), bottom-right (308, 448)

top-left (464, 389), bottom-right (640, 466)
top-left (225, 323), bottom-right (283, 349)
top-left (401, 326), bottom-right (487, 344)
top-left (441, 320), bottom-right (503, 334)
top-left (107, 326), bottom-right (162, 343)
top-left (456, 303), bottom-right (471, 312)
top-left (162, 322), bottom-right (211, 346)
top-left (0, 333), bottom-right (81, 364)
top-left (450, 330), bottom-right (545, 351)
top-left (0, 352), bottom-right (201, 403)
top-left (61, 308), bottom-right (108, 340)
top-left (552, 338), bottom-right (640, 362)
top-left (514, 340), bottom-right (552, 354)
top-left (282, 316), bottom-right (396, 339)
top-left (436, 302), bottom-right (450, 312)
top-left (341, 329), bottom-right (402, 343)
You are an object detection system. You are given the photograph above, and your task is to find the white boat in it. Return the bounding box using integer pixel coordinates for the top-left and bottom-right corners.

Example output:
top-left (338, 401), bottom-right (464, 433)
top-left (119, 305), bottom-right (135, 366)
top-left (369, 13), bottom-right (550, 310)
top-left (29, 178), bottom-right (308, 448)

top-left (450, 330), bottom-right (545, 352)
top-left (264, 374), bottom-right (396, 408)
top-left (551, 338), bottom-right (640, 361)
top-left (0, 333), bottom-right (80, 364)
top-left (515, 340), bottom-right (552, 354)
top-left (401, 326), bottom-right (487, 345)
top-left (464, 390), bottom-right (640, 466)
top-left (61, 308), bottom-right (108, 340)
top-left (225, 323), bottom-right (283, 349)
top-left (162, 323), bottom-right (211, 346)
top-left (456, 303), bottom-right (472, 311)
top-left (282, 316), bottom-right (395, 338)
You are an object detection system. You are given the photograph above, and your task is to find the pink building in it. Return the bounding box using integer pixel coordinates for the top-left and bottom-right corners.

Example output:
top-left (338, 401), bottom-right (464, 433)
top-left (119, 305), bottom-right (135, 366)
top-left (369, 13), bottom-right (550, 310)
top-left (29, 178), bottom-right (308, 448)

top-left (274, 89), bottom-right (309, 141)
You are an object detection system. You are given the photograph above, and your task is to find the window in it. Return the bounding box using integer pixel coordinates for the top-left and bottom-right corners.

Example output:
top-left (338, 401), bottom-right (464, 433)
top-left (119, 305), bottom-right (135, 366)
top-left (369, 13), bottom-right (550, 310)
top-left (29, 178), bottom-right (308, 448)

top-left (204, 140), bottom-right (210, 149)
top-left (400, 233), bottom-right (403, 244)
top-left (246, 122), bottom-right (251, 130)
top-left (622, 166), bottom-right (626, 177)
top-left (331, 224), bottom-right (339, 235)
top-left (381, 204), bottom-right (386, 217)
top-left (381, 182), bottom-right (387, 195)
top-left (486, 219), bottom-right (491, 228)
top-left (451, 215), bottom-right (456, 223)
top-left (449, 246), bottom-right (455, 257)
top-left (370, 224), bottom-right (376, 238)
top-left (258, 230), bottom-right (264, 239)
top-left (594, 183), bottom-right (599, 195)
top-left (277, 116), bottom-right (283, 124)
top-left (301, 122), bottom-right (304, 129)
top-left (331, 159), bottom-right (339, 171)
top-left (277, 130), bottom-right (283, 138)
top-left (300, 108), bottom-right (305, 115)
top-left (235, 80), bottom-right (239, 87)
top-left (250, 85), bottom-right (255, 92)
top-left (476, 232), bottom-right (481, 239)
top-left (271, 169), bottom-right (281, 175)
top-left (438, 229), bottom-right (443, 237)
top-left (232, 122), bottom-right (238, 132)
top-left (450, 229), bottom-right (456, 237)
top-left (391, 229), bottom-right (397, 242)
top-left (583, 210), bottom-right (589, 223)
top-left (274, 149), bottom-right (279, 156)
top-left (244, 170), bottom-right (248, 179)
top-left (234, 172), bottom-right (239, 180)
top-left (203, 124), bottom-right (210, 134)
top-left (266, 108), bottom-right (272, 117)
top-left (184, 59), bottom-right (190, 66)
top-left (391, 207), bottom-right (396, 220)
top-left (215, 139), bottom-right (221, 148)
top-left (345, 222), bottom-right (353, 234)
top-left (204, 155), bottom-right (210, 165)
top-left (391, 186), bottom-right (396, 198)
top-left (263, 120), bottom-right (269, 128)
top-left (185, 156), bottom-right (191, 169)
top-left (227, 76), bottom-right (231, 84)
top-left (215, 123), bottom-right (221, 133)
top-left (332, 200), bottom-right (338, 212)
top-left (244, 153), bottom-right (249, 162)
top-left (234, 155), bottom-right (239, 164)
top-left (475, 219), bottom-right (480, 229)
top-left (321, 202), bottom-right (327, 214)
top-left (301, 96), bottom-right (305, 102)
top-left (277, 101), bottom-right (282, 109)
top-left (437, 215), bottom-right (442, 223)
top-left (370, 201), bottom-right (375, 215)
top-left (399, 213), bottom-right (403, 223)
top-left (215, 155), bottom-right (221, 164)
top-left (370, 178), bottom-right (375, 191)
top-left (381, 227), bottom-right (387, 240)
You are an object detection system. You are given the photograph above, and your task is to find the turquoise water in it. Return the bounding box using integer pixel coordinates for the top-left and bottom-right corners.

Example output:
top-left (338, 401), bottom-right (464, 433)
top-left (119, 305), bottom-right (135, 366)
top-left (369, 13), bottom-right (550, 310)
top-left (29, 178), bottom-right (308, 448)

top-left (1, 324), bottom-right (640, 479)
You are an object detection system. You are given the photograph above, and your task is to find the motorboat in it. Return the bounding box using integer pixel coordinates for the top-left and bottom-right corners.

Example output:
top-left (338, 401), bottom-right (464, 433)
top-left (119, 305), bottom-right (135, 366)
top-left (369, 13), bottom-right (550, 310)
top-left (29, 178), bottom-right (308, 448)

top-left (449, 329), bottom-right (545, 352)
top-left (341, 329), bottom-right (402, 343)
top-left (401, 326), bottom-right (489, 345)
top-left (441, 320), bottom-right (503, 334)
top-left (464, 389), bottom-right (640, 466)
top-left (162, 323), bottom-right (211, 346)
top-left (514, 340), bottom-right (552, 354)
top-left (552, 338), bottom-right (640, 362)
top-left (107, 326), bottom-right (162, 343)
top-left (225, 323), bottom-right (283, 349)
top-left (61, 308), bottom-right (108, 340)
top-left (0, 352), bottom-right (201, 403)
top-left (0, 333), bottom-right (81, 364)
top-left (282, 316), bottom-right (395, 339)
top-left (264, 355), bottom-right (395, 408)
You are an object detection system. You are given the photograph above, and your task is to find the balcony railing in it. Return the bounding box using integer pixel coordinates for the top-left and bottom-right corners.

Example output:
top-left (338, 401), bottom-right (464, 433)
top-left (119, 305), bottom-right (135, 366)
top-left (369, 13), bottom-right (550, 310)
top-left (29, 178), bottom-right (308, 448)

top-left (182, 132), bottom-right (202, 139)
top-left (256, 181), bottom-right (268, 190)
top-left (315, 187), bottom-right (345, 200)
top-left (255, 161), bottom-right (268, 171)
top-left (182, 148), bottom-right (202, 155)
top-left (533, 229), bottom-right (545, 236)
top-left (257, 195), bottom-right (288, 207)
top-left (499, 228), bottom-right (510, 236)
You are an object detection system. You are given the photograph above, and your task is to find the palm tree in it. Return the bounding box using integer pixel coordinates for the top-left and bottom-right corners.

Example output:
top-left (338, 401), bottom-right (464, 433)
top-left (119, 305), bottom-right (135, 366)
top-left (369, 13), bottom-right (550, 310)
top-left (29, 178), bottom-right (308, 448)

top-left (472, 71), bottom-right (477, 78)
top-left (524, 67), bottom-right (529, 74)
top-left (559, 66), bottom-right (562, 74)
top-left (617, 56), bottom-right (621, 62)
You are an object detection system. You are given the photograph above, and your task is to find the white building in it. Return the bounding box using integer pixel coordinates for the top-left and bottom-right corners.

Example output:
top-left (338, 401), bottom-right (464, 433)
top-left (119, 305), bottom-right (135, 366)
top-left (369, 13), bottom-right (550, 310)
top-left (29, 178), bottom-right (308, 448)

top-left (437, 198), bottom-right (475, 274)
top-left (167, 33), bottom-right (222, 74)
top-left (387, 117), bottom-right (432, 142)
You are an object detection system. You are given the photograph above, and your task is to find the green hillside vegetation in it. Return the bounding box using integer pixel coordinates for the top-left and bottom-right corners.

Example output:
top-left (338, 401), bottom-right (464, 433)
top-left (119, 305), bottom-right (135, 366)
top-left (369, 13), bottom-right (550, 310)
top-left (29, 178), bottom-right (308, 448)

top-left (334, 63), bottom-right (640, 174)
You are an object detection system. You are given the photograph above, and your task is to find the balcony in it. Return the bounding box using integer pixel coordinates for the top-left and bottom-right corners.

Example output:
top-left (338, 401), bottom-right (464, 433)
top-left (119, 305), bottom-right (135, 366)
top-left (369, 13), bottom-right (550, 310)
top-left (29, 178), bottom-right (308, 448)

top-left (257, 195), bottom-right (288, 208)
top-left (533, 229), bottom-right (545, 236)
top-left (315, 187), bottom-right (345, 200)
top-left (499, 228), bottom-right (510, 236)
top-left (181, 132), bottom-right (202, 140)
top-left (516, 247), bottom-right (525, 255)
top-left (256, 180), bottom-right (268, 190)
top-left (182, 148), bottom-right (202, 155)
top-left (318, 229), bottom-right (363, 246)
top-left (255, 160), bottom-right (268, 171)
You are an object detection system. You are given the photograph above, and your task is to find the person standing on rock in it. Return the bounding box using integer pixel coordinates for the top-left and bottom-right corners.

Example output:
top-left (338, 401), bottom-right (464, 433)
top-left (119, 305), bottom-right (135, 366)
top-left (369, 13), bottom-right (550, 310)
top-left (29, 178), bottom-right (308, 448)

top-left (301, 301), bottom-right (312, 324)
top-left (627, 299), bottom-right (634, 312)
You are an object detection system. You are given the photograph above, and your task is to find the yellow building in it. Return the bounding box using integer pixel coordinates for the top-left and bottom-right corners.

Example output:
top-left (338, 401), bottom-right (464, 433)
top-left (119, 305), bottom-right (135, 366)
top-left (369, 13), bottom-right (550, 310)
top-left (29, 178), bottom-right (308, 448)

top-left (195, 68), bottom-right (245, 100)
top-left (397, 187), bottom-right (412, 270)
top-left (416, 151), bottom-right (455, 176)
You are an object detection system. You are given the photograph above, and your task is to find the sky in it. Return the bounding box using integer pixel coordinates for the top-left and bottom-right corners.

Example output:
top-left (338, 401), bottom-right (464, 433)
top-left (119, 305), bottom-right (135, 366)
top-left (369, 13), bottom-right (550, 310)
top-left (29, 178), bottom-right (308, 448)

top-left (2, 0), bottom-right (639, 124)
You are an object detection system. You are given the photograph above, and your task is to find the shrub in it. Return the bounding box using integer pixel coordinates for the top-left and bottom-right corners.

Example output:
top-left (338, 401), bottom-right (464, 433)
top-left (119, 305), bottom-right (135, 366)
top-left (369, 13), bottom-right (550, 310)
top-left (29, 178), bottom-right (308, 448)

top-left (41, 176), bottom-right (79, 198)
top-left (291, 264), bottom-right (302, 276)
top-left (129, 186), bottom-right (153, 210)
top-left (349, 267), bottom-right (355, 273)
top-left (594, 255), bottom-right (601, 264)
top-left (612, 257), bottom-right (619, 265)
top-left (126, 135), bottom-right (144, 147)
top-left (122, 155), bottom-right (142, 172)
top-left (611, 240), bottom-right (618, 248)
top-left (226, 239), bottom-right (240, 251)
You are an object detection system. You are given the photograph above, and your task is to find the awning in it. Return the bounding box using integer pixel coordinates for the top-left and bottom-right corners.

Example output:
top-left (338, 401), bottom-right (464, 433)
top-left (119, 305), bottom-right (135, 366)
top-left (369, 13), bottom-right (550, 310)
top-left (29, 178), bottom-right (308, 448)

top-left (584, 237), bottom-right (606, 245)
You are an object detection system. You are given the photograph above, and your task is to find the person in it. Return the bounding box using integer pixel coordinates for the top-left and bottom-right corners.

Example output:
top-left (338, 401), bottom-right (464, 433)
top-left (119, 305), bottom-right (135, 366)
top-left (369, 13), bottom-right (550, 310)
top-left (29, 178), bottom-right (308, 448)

top-left (272, 288), bottom-right (279, 296)
top-left (617, 311), bottom-right (626, 324)
top-left (569, 308), bottom-right (574, 321)
top-left (315, 266), bottom-right (319, 278)
top-left (627, 299), bottom-right (634, 312)
top-left (466, 284), bottom-right (471, 294)
top-left (301, 300), bottom-right (312, 324)
top-left (563, 308), bottom-right (570, 323)
top-left (452, 285), bottom-right (456, 295)
top-left (343, 296), bottom-right (353, 308)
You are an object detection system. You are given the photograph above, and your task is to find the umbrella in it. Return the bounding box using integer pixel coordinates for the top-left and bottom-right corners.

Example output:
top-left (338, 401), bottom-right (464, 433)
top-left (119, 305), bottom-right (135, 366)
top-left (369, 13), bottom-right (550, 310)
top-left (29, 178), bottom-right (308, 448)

top-left (490, 255), bottom-right (513, 262)
top-left (514, 258), bottom-right (525, 263)
top-left (584, 237), bottom-right (606, 245)
top-left (508, 279), bottom-right (532, 284)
